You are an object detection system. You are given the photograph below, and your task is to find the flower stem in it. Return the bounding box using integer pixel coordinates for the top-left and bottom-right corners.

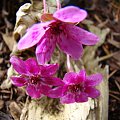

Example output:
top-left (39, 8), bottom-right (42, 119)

top-left (43, 0), bottom-right (47, 13)
top-left (67, 55), bottom-right (73, 72)
top-left (56, 0), bottom-right (61, 10)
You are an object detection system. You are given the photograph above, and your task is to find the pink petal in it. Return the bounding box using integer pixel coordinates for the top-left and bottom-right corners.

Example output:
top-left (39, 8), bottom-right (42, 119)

top-left (63, 72), bottom-right (77, 85)
top-left (36, 31), bottom-right (56, 64)
top-left (48, 86), bottom-right (63, 98)
top-left (58, 31), bottom-right (83, 60)
top-left (62, 85), bottom-right (68, 93)
top-left (60, 92), bottom-right (75, 104)
top-left (53, 6), bottom-right (87, 23)
top-left (86, 73), bottom-right (103, 87)
top-left (24, 58), bottom-right (40, 75)
top-left (18, 22), bottom-right (50, 50)
top-left (10, 76), bottom-right (27, 87)
top-left (26, 84), bottom-right (42, 98)
top-left (10, 56), bottom-right (27, 74)
top-left (65, 24), bottom-right (99, 45)
top-left (63, 71), bottom-right (86, 85)
top-left (40, 64), bottom-right (59, 76)
top-left (76, 70), bottom-right (86, 83)
top-left (43, 77), bottom-right (64, 86)
top-left (40, 84), bottom-right (51, 96)
top-left (85, 87), bottom-right (100, 98)
top-left (75, 92), bottom-right (88, 102)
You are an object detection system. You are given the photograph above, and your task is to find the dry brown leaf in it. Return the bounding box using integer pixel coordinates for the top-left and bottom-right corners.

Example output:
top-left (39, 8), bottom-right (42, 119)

top-left (0, 66), bottom-right (15, 89)
top-left (2, 33), bottom-right (16, 51)
top-left (0, 100), bottom-right (4, 110)
top-left (9, 101), bottom-right (22, 120)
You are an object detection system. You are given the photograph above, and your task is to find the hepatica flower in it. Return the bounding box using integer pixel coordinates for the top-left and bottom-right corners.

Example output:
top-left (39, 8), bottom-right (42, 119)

top-left (10, 56), bottom-right (63, 98)
top-left (60, 70), bottom-right (103, 104)
top-left (18, 6), bottom-right (99, 64)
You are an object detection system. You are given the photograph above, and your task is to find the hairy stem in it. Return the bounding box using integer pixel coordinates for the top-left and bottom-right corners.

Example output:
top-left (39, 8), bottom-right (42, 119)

top-left (43, 0), bottom-right (47, 13)
top-left (67, 55), bottom-right (73, 72)
top-left (56, 0), bottom-right (61, 10)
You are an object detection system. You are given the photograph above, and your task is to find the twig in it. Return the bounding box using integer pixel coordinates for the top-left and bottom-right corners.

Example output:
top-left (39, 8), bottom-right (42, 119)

top-left (102, 45), bottom-right (110, 55)
top-left (108, 70), bottom-right (117, 79)
top-left (0, 90), bottom-right (11, 93)
top-left (110, 2), bottom-right (120, 9)
top-left (94, 14), bottom-right (102, 23)
top-left (115, 80), bottom-right (120, 92)
top-left (109, 94), bottom-right (120, 102)
top-left (98, 19), bottom-right (109, 28)
top-left (98, 52), bottom-right (118, 62)
top-left (109, 90), bottom-right (120, 95)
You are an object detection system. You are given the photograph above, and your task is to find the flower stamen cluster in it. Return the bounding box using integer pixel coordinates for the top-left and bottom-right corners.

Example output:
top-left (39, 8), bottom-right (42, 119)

top-left (68, 84), bottom-right (85, 93)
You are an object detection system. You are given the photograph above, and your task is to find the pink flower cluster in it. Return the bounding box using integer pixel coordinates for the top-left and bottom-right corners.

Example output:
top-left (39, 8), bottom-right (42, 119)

top-left (10, 56), bottom-right (102, 103)
top-left (10, 6), bottom-right (103, 104)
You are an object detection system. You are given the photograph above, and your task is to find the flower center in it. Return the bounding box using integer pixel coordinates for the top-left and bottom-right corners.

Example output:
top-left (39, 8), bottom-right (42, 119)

top-left (49, 22), bottom-right (62, 35)
top-left (29, 75), bottom-right (41, 85)
top-left (68, 83), bottom-right (85, 93)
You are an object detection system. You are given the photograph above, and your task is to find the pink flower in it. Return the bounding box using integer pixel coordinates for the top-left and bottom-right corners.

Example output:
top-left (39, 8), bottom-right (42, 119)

top-left (10, 56), bottom-right (63, 98)
top-left (18, 6), bottom-right (99, 64)
top-left (60, 70), bottom-right (103, 104)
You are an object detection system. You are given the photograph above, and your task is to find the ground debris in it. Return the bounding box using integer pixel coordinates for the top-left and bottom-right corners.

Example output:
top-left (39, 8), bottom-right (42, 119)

top-left (9, 101), bottom-right (22, 120)
top-left (0, 111), bottom-right (12, 120)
